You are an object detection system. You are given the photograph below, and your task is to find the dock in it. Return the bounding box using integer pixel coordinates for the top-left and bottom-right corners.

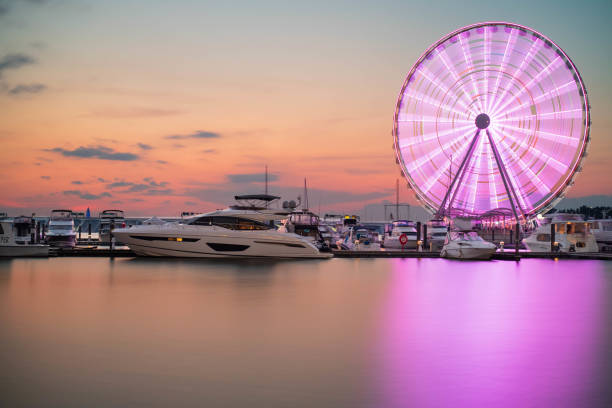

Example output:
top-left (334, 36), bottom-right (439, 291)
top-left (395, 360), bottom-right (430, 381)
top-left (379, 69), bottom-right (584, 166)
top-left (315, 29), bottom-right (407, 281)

top-left (42, 246), bottom-right (612, 261)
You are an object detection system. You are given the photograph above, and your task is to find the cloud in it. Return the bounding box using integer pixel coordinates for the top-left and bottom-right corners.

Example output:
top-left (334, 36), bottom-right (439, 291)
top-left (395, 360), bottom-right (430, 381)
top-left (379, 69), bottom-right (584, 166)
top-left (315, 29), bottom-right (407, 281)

top-left (40, 175), bottom-right (50, 180)
top-left (0, 53), bottom-right (35, 77)
top-left (165, 130), bottom-right (221, 140)
top-left (107, 181), bottom-right (133, 189)
top-left (71, 180), bottom-right (83, 185)
top-left (106, 179), bottom-right (171, 196)
top-left (227, 173), bottom-right (279, 183)
top-left (88, 107), bottom-right (182, 118)
top-left (8, 83), bottom-right (46, 95)
top-left (63, 190), bottom-right (112, 200)
top-left (97, 177), bottom-right (107, 183)
top-left (137, 142), bottom-right (153, 150)
top-left (156, 160), bottom-right (168, 164)
top-left (47, 145), bottom-right (139, 161)
top-left (202, 149), bottom-right (217, 154)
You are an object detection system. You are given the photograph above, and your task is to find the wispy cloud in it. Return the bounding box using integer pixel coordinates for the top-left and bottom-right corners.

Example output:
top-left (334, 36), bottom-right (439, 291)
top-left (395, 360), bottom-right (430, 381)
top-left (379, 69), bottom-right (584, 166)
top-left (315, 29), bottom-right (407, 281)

top-left (156, 160), bottom-right (168, 164)
top-left (40, 175), bottom-right (50, 180)
top-left (8, 83), bottom-right (46, 95)
top-left (165, 130), bottom-right (221, 140)
top-left (63, 190), bottom-right (112, 200)
top-left (106, 178), bottom-right (171, 196)
top-left (137, 142), bottom-right (153, 150)
top-left (202, 149), bottom-right (217, 154)
top-left (71, 180), bottom-right (83, 185)
top-left (88, 107), bottom-right (182, 118)
top-left (0, 53), bottom-right (36, 77)
top-left (47, 145), bottom-right (139, 161)
top-left (227, 173), bottom-right (279, 183)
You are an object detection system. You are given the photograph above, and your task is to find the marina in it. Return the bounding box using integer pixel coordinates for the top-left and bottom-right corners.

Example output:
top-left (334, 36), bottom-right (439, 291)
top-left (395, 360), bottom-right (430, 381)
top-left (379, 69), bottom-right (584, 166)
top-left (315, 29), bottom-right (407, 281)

top-left (2, 2), bottom-right (612, 407)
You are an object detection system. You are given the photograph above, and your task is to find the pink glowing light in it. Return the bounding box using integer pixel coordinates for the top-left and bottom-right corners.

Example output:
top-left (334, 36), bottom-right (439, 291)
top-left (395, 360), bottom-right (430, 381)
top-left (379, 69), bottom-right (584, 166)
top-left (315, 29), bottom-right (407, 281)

top-left (393, 22), bottom-right (590, 217)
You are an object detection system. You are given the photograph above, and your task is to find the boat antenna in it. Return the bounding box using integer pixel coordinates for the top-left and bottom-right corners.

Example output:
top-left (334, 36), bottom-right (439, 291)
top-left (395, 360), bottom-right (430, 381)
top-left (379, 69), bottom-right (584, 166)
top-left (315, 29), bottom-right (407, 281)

top-left (304, 178), bottom-right (309, 211)
top-left (265, 164), bottom-right (268, 208)
top-left (396, 178), bottom-right (399, 220)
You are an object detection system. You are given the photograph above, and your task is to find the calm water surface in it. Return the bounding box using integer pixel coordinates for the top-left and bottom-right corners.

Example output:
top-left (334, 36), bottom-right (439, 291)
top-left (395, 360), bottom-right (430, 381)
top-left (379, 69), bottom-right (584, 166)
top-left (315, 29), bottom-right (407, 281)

top-left (1, 257), bottom-right (611, 407)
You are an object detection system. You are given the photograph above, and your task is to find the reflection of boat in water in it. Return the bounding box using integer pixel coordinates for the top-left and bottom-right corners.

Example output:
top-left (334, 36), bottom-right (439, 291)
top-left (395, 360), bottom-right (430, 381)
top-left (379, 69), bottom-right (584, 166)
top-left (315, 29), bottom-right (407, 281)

top-left (523, 214), bottom-right (597, 253)
top-left (99, 209), bottom-right (126, 243)
top-left (46, 210), bottom-right (77, 248)
top-left (588, 219), bottom-right (612, 252)
top-left (0, 217), bottom-right (49, 257)
top-left (112, 195), bottom-right (332, 259)
top-left (440, 230), bottom-right (497, 260)
top-left (384, 220), bottom-right (417, 249)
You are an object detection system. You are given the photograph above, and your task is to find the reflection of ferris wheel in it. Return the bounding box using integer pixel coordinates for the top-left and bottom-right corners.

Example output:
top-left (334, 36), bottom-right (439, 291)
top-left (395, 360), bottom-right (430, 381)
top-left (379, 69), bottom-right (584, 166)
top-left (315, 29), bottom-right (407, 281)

top-left (393, 22), bottom-right (590, 222)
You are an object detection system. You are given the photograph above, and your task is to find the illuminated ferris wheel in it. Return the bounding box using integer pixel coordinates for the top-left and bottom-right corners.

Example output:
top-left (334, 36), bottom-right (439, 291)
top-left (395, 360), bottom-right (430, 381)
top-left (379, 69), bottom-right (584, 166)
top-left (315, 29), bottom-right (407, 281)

top-left (393, 22), bottom-right (590, 222)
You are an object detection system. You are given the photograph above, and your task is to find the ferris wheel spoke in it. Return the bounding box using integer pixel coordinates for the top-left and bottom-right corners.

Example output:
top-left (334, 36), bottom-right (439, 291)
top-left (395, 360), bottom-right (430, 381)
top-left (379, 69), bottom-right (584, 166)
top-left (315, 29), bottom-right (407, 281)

top-left (486, 29), bottom-right (518, 113)
top-left (489, 35), bottom-right (543, 116)
top-left (400, 91), bottom-right (471, 119)
top-left (495, 108), bottom-right (584, 123)
top-left (497, 123), bottom-right (579, 146)
top-left (484, 139), bottom-right (499, 210)
top-left (397, 123), bottom-right (474, 148)
top-left (485, 130), bottom-right (525, 220)
top-left (495, 126), bottom-right (572, 174)
top-left (406, 126), bottom-right (474, 173)
top-left (499, 81), bottom-right (577, 118)
top-left (491, 56), bottom-right (563, 117)
top-left (495, 134), bottom-right (550, 196)
top-left (436, 47), bottom-right (479, 115)
top-left (417, 64), bottom-right (476, 114)
top-left (458, 34), bottom-right (484, 113)
top-left (419, 127), bottom-right (476, 195)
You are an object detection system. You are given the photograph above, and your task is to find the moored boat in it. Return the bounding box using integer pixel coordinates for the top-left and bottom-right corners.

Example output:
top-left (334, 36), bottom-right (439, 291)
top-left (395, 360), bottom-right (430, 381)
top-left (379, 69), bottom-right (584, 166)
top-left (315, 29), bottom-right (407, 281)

top-left (440, 230), bottom-right (497, 260)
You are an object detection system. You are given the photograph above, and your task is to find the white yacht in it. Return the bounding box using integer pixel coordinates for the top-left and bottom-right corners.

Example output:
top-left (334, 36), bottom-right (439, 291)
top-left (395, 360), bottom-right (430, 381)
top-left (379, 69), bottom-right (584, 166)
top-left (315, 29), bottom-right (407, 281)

top-left (99, 209), bottom-right (126, 243)
top-left (0, 217), bottom-right (49, 257)
top-left (46, 210), bottom-right (77, 248)
top-left (523, 214), bottom-right (597, 253)
top-left (588, 219), bottom-right (612, 252)
top-left (111, 195), bottom-right (332, 259)
top-left (440, 230), bottom-right (497, 260)
top-left (427, 219), bottom-right (448, 251)
top-left (383, 220), bottom-right (418, 249)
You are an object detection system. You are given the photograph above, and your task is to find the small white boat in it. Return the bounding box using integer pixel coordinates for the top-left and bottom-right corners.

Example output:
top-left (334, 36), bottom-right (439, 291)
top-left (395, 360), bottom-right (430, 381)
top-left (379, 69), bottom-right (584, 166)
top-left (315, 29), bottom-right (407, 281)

top-left (0, 218), bottom-right (49, 257)
top-left (523, 214), bottom-right (597, 253)
top-left (384, 220), bottom-right (418, 249)
top-left (46, 209), bottom-right (77, 248)
top-left (440, 230), bottom-right (497, 260)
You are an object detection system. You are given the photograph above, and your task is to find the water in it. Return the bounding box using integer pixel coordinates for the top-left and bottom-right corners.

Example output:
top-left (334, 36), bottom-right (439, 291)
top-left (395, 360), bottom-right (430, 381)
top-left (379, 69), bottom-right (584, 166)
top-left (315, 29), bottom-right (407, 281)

top-left (1, 257), bottom-right (611, 408)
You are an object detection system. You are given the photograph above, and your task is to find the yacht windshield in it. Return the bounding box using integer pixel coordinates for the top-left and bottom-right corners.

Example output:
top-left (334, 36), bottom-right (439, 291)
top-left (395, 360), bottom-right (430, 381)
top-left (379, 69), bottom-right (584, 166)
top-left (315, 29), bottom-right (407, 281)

top-left (189, 216), bottom-right (271, 230)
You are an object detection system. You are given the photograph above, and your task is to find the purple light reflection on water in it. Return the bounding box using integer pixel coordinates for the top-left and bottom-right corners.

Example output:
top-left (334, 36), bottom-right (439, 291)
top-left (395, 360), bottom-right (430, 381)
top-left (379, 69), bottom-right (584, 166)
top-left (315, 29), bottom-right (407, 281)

top-left (376, 259), bottom-right (611, 408)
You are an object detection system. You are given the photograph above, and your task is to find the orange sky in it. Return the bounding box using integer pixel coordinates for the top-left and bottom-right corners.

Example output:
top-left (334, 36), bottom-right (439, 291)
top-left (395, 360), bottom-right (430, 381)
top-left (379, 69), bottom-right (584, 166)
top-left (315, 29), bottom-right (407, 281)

top-left (1, 1), bottom-right (610, 216)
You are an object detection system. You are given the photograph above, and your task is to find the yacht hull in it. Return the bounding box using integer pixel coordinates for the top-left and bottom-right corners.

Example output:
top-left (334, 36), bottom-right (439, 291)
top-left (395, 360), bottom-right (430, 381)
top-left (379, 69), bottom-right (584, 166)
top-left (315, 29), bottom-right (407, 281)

top-left (441, 246), bottom-right (496, 260)
top-left (46, 235), bottom-right (76, 248)
top-left (112, 226), bottom-right (332, 259)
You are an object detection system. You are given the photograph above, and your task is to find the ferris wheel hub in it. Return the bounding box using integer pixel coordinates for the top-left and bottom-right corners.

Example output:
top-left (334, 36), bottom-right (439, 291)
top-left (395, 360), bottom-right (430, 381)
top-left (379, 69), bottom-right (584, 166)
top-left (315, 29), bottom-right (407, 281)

top-left (475, 113), bottom-right (490, 129)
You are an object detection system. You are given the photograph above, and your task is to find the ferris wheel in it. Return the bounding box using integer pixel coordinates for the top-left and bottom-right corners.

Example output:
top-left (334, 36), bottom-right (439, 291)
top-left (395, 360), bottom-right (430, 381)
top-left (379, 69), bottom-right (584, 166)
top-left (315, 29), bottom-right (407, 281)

top-left (393, 22), bottom-right (590, 222)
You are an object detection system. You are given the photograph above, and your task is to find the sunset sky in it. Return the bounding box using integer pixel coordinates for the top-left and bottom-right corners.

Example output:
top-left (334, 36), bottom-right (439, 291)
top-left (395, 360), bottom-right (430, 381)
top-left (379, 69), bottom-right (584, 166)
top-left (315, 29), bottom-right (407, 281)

top-left (1, 0), bottom-right (611, 216)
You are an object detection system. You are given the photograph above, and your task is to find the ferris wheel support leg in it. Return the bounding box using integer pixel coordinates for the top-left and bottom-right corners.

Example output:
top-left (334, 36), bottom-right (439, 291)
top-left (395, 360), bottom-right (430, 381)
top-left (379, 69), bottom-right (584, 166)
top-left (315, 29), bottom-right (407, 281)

top-left (485, 130), bottom-right (525, 227)
top-left (436, 129), bottom-right (481, 218)
top-left (436, 129), bottom-right (481, 217)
